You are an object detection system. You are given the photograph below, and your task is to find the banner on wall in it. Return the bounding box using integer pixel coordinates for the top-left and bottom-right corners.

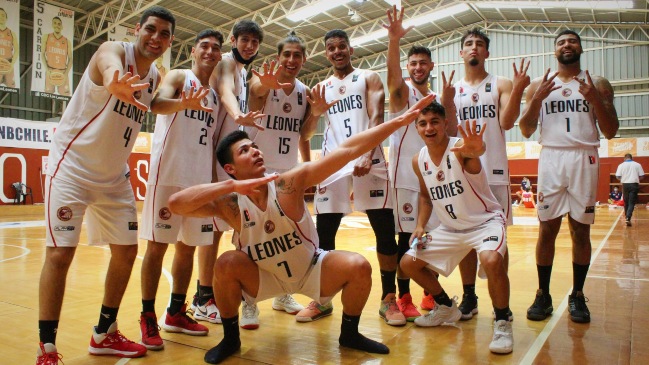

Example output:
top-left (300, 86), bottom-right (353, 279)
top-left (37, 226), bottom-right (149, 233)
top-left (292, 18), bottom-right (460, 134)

top-left (0, 0), bottom-right (20, 93)
top-left (0, 117), bottom-right (56, 149)
top-left (608, 138), bottom-right (637, 157)
top-left (31, 1), bottom-right (74, 101)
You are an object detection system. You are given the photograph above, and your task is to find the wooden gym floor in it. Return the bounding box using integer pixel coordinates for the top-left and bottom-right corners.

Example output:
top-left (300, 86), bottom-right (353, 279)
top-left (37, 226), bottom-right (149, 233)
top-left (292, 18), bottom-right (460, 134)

top-left (1, 202), bottom-right (647, 364)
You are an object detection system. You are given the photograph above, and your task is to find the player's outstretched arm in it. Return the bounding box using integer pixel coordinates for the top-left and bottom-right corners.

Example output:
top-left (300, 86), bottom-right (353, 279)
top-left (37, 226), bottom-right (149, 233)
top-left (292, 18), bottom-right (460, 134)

top-left (451, 120), bottom-right (486, 175)
top-left (150, 70), bottom-right (212, 114)
top-left (384, 4), bottom-right (413, 111)
top-left (294, 93), bottom-right (435, 189)
top-left (499, 58), bottom-right (530, 131)
top-left (168, 174), bottom-right (279, 218)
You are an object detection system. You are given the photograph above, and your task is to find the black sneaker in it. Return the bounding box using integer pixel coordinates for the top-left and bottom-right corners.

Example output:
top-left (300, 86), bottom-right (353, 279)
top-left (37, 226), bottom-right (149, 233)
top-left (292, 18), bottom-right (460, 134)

top-left (527, 289), bottom-right (553, 321)
top-left (458, 293), bottom-right (478, 320)
top-left (568, 291), bottom-right (591, 323)
top-left (626, 219), bottom-right (632, 227)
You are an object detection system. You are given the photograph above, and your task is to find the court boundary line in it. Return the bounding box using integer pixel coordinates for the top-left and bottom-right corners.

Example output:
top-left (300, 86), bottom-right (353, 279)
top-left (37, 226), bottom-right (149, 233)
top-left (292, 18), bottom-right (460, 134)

top-left (519, 212), bottom-right (621, 364)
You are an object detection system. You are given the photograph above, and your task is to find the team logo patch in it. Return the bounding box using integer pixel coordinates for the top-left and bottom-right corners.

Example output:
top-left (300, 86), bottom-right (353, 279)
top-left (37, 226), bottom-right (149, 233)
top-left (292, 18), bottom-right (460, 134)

top-left (369, 190), bottom-right (384, 198)
top-left (459, 87), bottom-right (464, 93)
top-left (339, 85), bottom-right (346, 94)
top-left (244, 222), bottom-right (256, 228)
top-left (326, 80), bottom-right (333, 89)
top-left (562, 88), bottom-right (572, 97)
top-left (471, 93), bottom-right (479, 102)
top-left (352, 74), bottom-right (359, 82)
top-left (57, 206), bottom-right (73, 221)
top-left (297, 92), bottom-right (303, 105)
top-left (318, 186), bottom-right (327, 194)
top-left (54, 226), bottom-right (75, 231)
top-left (202, 97), bottom-right (209, 107)
top-left (134, 90), bottom-right (142, 100)
top-left (201, 224), bottom-right (214, 232)
top-left (483, 235), bottom-right (499, 242)
top-left (372, 159), bottom-right (381, 165)
top-left (538, 192), bottom-right (544, 203)
top-left (155, 223), bottom-right (171, 229)
top-left (588, 156), bottom-right (596, 164)
top-left (128, 222), bottom-right (138, 230)
top-left (423, 170), bottom-right (433, 175)
top-left (283, 102), bottom-right (292, 113)
top-left (485, 83), bottom-right (492, 92)
top-left (585, 206), bottom-right (595, 213)
top-left (148, 78), bottom-right (154, 94)
top-left (128, 65), bottom-right (134, 74)
top-left (424, 162), bottom-right (429, 171)
top-left (264, 220), bottom-right (275, 234)
top-left (436, 171), bottom-right (445, 182)
top-left (403, 203), bottom-right (413, 214)
top-left (244, 209), bottom-right (251, 222)
top-left (159, 207), bottom-right (172, 220)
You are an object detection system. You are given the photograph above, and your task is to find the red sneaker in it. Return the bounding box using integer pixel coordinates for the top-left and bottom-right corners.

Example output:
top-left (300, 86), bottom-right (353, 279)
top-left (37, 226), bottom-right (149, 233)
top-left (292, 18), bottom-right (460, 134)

top-left (36, 343), bottom-right (63, 365)
top-left (89, 322), bottom-right (147, 358)
top-left (162, 304), bottom-right (209, 335)
top-left (421, 293), bottom-right (435, 311)
top-left (140, 312), bottom-right (164, 350)
top-left (397, 293), bottom-right (422, 322)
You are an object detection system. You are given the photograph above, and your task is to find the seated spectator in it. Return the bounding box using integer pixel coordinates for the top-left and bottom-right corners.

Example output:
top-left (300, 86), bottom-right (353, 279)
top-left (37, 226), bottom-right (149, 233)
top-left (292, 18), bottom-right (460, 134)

top-left (608, 186), bottom-right (624, 206)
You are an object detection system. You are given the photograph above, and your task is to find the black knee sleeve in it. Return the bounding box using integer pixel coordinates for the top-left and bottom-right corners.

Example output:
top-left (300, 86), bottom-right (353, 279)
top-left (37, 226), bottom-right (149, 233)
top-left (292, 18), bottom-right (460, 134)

top-left (397, 232), bottom-right (412, 262)
top-left (367, 209), bottom-right (398, 256)
top-left (316, 213), bottom-right (343, 251)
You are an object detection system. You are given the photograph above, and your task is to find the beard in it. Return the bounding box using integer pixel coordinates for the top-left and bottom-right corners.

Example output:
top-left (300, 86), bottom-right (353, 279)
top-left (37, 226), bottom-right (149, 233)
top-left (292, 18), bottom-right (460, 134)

top-left (469, 58), bottom-right (479, 66)
top-left (410, 75), bottom-right (429, 86)
top-left (558, 52), bottom-right (581, 65)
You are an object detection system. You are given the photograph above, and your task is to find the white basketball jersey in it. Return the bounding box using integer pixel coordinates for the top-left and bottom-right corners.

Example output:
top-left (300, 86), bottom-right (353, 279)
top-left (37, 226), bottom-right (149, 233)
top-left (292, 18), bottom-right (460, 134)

top-left (454, 74), bottom-right (509, 185)
top-left (538, 70), bottom-right (598, 148)
top-left (417, 138), bottom-right (503, 230)
top-left (215, 52), bottom-right (248, 181)
top-left (320, 68), bottom-right (388, 186)
top-left (47, 42), bottom-right (158, 189)
top-left (250, 81), bottom-right (308, 171)
top-left (148, 70), bottom-right (219, 187)
top-left (234, 181), bottom-right (318, 283)
top-left (389, 84), bottom-right (434, 191)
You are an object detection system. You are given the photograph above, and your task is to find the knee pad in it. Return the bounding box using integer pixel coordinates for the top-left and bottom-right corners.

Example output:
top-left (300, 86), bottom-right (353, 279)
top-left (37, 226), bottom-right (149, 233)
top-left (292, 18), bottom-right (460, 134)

top-left (367, 209), bottom-right (398, 256)
top-left (397, 232), bottom-right (411, 261)
top-left (316, 213), bottom-right (343, 251)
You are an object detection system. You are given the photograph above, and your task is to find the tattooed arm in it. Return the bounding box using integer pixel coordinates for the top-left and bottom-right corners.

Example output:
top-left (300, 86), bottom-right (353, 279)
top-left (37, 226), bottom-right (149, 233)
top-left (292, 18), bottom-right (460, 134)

top-left (168, 175), bottom-right (279, 230)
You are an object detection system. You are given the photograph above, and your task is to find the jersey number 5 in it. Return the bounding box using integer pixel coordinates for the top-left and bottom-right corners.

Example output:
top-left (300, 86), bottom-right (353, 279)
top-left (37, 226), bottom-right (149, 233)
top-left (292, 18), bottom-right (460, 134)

top-left (344, 118), bottom-right (352, 137)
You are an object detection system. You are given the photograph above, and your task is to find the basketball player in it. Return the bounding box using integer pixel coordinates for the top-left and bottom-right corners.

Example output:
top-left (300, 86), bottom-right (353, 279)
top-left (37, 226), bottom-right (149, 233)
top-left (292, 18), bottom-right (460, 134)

top-left (519, 30), bottom-right (619, 323)
top-left (41, 16), bottom-right (72, 95)
top-left (200, 19), bottom-right (267, 330)
top-left (245, 31), bottom-right (333, 316)
top-left (0, 8), bottom-right (18, 88)
top-left (298, 29), bottom-right (403, 326)
top-left (447, 28), bottom-right (529, 321)
top-left (168, 92), bottom-right (436, 364)
top-left (36, 6), bottom-right (175, 364)
top-left (138, 29), bottom-right (224, 351)
top-left (383, 5), bottom-right (442, 321)
top-left (401, 102), bottom-right (513, 354)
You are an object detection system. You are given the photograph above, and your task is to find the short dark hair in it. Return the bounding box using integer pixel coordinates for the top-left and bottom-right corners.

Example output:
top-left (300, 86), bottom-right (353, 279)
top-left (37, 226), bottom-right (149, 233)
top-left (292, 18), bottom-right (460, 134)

top-left (232, 20), bottom-right (264, 43)
top-left (407, 46), bottom-right (431, 60)
top-left (52, 16), bottom-right (62, 23)
top-left (216, 130), bottom-right (251, 178)
top-left (554, 29), bottom-right (581, 46)
top-left (460, 28), bottom-right (490, 50)
top-left (324, 29), bottom-right (349, 44)
top-left (277, 30), bottom-right (307, 55)
top-left (140, 6), bottom-right (176, 34)
top-left (420, 101), bottom-right (446, 119)
top-left (195, 29), bottom-right (224, 45)
top-left (625, 153), bottom-right (633, 160)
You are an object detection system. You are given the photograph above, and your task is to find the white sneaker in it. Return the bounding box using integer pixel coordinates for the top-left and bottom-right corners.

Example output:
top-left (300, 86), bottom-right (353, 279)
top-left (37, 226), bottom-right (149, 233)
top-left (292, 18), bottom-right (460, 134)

top-left (414, 297), bottom-right (462, 327)
top-left (489, 319), bottom-right (514, 354)
top-left (272, 294), bottom-right (304, 315)
top-left (240, 301), bottom-right (260, 330)
top-left (193, 298), bottom-right (222, 324)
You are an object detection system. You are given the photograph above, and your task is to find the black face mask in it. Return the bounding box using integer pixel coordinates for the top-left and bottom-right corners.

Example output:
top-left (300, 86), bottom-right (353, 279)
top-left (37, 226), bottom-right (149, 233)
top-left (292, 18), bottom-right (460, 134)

top-left (232, 47), bottom-right (257, 65)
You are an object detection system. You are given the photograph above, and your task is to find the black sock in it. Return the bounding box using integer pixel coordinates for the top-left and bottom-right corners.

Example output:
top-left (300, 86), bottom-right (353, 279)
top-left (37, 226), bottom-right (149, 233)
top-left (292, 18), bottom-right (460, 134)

top-left (463, 284), bottom-right (476, 296)
top-left (339, 313), bottom-right (389, 354)
top-left (199, 285), bottom-right (214, 305)
top-left (537, 264), bottom-right (553, 294)
top-left (572, 262), bottom-right (590, 294)
top-left (397, 278), bottom-right (411, 298)
top-left (380, 270), bottom-right (397, 300)
top-left (433, 291), bottom-right (452, 307)
top-left (494, 306), bottom-right (511, 322)
top-left (168, 293), bottom-right (186, 316)
top-left (39, 320), bottom-right (59, 344)
top-left (204, 315), bottom-right (241, 364)
top-left (97, 305), bottom-right (118, 334)
top-left (142, 299), bottom-right (155, 313)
